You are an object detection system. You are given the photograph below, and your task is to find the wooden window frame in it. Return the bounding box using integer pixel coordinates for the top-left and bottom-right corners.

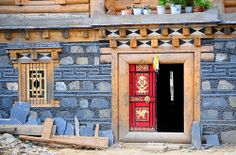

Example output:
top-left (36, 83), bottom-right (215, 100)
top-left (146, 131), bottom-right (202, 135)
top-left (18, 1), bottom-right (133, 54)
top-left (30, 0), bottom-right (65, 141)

top-left (110, 46), bottom-right (205, 143)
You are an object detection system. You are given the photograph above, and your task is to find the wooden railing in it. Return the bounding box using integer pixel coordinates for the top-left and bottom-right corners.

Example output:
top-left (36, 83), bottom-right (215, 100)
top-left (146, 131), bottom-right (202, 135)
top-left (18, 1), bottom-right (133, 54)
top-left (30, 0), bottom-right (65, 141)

top-left (224, 0), bottom-right (236, 13)
top-left (0, 0), bottom-right (90, 13)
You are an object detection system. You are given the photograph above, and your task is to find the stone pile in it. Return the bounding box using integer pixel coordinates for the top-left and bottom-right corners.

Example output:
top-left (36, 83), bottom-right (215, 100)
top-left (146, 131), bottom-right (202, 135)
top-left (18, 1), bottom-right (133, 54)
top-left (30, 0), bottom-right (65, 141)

top-left (0, 133), bottom-right (52, 155)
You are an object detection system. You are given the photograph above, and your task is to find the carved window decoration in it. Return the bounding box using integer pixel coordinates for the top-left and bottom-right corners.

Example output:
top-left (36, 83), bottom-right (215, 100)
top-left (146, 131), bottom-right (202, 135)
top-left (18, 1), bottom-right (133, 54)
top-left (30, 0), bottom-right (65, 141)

top-left (7, 48), bottom-right (61, 107)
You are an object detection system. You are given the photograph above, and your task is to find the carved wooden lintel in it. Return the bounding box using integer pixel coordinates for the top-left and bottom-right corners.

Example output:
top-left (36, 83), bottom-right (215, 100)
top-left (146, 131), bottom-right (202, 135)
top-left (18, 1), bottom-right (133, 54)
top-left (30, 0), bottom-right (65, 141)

top-left (4, 31), bottom-right (13, 40)
top-left (42, 31), bottom-right (50, 39)
top-left (62, 29), bottom-right (70, 39)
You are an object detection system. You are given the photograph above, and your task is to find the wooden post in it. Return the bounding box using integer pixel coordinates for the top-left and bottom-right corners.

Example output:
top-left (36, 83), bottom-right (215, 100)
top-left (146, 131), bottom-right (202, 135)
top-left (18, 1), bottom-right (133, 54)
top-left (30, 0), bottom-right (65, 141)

top-left (151, 39), bottom-right (158, 48)
top-left (90, 0), bottom-right (105, 17)
top-left (172, 38), bottom-right (180, 47)
top-left (109, 39), bottom-right (117, 48)
top-left (140, 28), bottom-right (147, 37)
top-left (41, 118), bottom-right (54, 139)
top-left (119, 28), bottom-right (127, 38)
top-left (183, 27), bottom-right (190, 36)
top-left (204, 27), bottom-right (212, 35)
top-left (194, 38), bottom-right (201, 47)
top-left (161, 28), bottom-right (169, 36)
top-left (130, 38), bottom-right (137, 48)
top-left (99, 29), bottom-right (106, 38)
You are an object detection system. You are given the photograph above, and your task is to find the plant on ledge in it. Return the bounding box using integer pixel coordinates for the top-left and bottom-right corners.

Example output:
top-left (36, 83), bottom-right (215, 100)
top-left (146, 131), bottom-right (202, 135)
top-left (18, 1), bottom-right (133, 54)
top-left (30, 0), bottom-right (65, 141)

top-left (169, 0), bottom-right (185, 14)
top-left (157, 0), bottom-right (167, 14)
top-left (193, 0), bottom-right (212, 12)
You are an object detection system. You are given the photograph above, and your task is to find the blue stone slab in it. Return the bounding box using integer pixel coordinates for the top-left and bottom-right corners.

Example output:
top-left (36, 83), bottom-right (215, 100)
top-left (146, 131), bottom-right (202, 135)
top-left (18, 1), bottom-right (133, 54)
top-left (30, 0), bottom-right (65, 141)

top-left (1, 98), bottom-right (13, 109)
top-left (54, 117), bottom-right (67, 135)
top-left (99, 130), bottom-right (114, 146)
top-left (14, 101), bottom-right (30, 112)
top-left (26, 118), bottom-right (39, 125)
top-left (64, 122), bottom-right (75, 135)
top-left (80, 127), bottom-right (93, 136)
top-left (0, 118), bottom-right (22, 125)
top-left (191, 121), bottom-right (201, 149)
top-left (40, 111), bottom-right (53, 121)
top-left (206, 134), bottom-right (220, 147)
top-left (10, 107), bottom-right (29, 124)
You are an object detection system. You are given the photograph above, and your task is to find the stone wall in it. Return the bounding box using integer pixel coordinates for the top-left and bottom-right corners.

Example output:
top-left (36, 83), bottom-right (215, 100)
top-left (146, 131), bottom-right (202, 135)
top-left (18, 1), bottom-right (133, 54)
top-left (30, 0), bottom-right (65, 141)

top-left (201, 39), bottom-right (236, 144)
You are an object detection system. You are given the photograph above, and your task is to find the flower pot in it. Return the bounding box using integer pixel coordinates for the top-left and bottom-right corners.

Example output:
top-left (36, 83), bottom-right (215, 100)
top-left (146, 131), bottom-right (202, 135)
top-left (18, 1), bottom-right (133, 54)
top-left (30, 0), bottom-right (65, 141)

top-left (157, 5), bottom-right (166, 14)
top-left (170, 4), bottom-right (182, 14)
top-left (185, 6), bottom-right (193, 13)
top-left (133, 8), bottom-right (142, 15)
top-left (143, 9), bottom-right (151, 15)
top-left (121, 9), bottom-right (133, 15)
top-left (193, 6), bottom-right (206, 12)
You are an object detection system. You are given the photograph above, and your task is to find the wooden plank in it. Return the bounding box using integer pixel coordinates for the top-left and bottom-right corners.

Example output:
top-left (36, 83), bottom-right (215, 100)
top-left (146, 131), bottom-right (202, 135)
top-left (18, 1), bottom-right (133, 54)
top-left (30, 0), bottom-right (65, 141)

top-left (194, 48), bottom-right (201, 121)
top-left (134, 0), bottom-right (140, 4)
top-left (19, 135), bottom-right (109, 149)
top-left (82, 30), bottom-right (89, 38)
top-left (0, 127), bottom-right (16, 133)
top-left (183, 27), bottom-right (190, 36)
top-left (140, 28), bottom-right (147, 37)
top-left (172, 38), bottom-right (179, 47)
top-left (225, 7), bottom-right (236, 13)
top-left (204, 27), bottom-right (212, 35)
top-left (161, 28), bottom-right (168, 36)
top-left (94, 124), bottom-right (99, 137)
top-left (0, 0), bottom-right (15, 5)
top-left (225, 0), bottom-right (236, 7)
top-left (109, 39), bottom-right (117, 48)
top-left (0, 4), bottom-right (89, 13)
top-left (130, 38), bottom-right (137, 48)
top-left (151, 39), bottom-right (158, 48)
top-left (41, 118), bottom-right (54, 139)
top-left (194, 38), bottom-right (201, 47)
top-left (74, 116), bottom-right (80, 136)
top-left (56, 0), bottom-right (66, 5)
top-left (119, 28), bottom-right (127, 38)
top-left (0, 125), bottom-right (56, 136)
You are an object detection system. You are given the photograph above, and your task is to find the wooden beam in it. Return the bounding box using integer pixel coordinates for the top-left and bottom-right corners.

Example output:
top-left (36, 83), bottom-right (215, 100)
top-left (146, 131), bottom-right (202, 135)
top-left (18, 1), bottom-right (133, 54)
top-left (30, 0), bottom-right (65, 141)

top-left (172, 38), bottom-right (179, 47)
top-left (56, 0), bottom-right (66, 5)
top-left (161, 28), bottom-right (169, 36)
top-left (4, 31), bottom-right (12, 40)
top-left (99, 29), bottom-right (106, 38)
top-left (62, 29), bottom-right (70, 39)
top-left (204, 27), bottom-right (212, 35)
top-left (225, 7), bottom-right (236, 13)
top-left (82, 30), bottom-right (89, 38)
top-left (119, 28), bottom-right (127, 38)
top-left (109, 39), bottom-right (117, 48)
top-left (151, 39), bottom-right (158, 48)
top-left (19, 135), bottom-right (109, 149)
top-left (194, 38), bottom-right (201, 47)
top-left (183, 27), bottom-right (190, 36)
top-left (134, 0), bottom-right (140, 4)
top-left (41, 118), bottom-right (54, 139)
top-left (0, 0), bottom-right (15, 5)
top-left (0, 4), bottom-right (89, 13)
top-left (140, 28), bottom-right (147, 37)
top-left (130, 38), bottom-right (137, 48)
top-left (23, 31), bottom-right (30, 40)
top-left (225, 0), bottom-right (236, 7)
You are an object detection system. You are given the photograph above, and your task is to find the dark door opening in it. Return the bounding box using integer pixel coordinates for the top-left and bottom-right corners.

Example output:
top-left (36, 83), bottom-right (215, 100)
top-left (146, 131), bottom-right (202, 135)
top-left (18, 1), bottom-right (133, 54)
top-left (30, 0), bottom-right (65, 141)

top-left (156, 64), bottom-right (184, 132)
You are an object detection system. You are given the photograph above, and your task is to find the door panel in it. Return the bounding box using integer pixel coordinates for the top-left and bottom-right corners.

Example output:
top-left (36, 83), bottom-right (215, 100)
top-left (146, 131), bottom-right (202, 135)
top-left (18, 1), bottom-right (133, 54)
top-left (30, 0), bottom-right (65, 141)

top-left (129, 64), bottom-right (156, 131)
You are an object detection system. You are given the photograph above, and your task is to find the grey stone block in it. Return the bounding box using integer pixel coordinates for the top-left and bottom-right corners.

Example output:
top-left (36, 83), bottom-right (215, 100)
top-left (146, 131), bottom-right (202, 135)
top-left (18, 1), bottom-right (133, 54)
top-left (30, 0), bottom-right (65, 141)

top-left (29, 111), bottom-right (38, 119)
top-left (83, 81), bottom-right (94, 90)
top-left (76, 109), bottom-right (94, 118)
top-left (99, 130), bottom-right (114, 146)
top-left (0, 56), bottom-right (10, 67)
top-left (6, 82), bottom-right (18, 91)
top-left (215, 53), bottom-right (227, 62)
top-left (80, 127), bottom-right (93, 136)
top-left (230, 55), bottom-right (236, 62)
top-left (69, 81), bottom-right (80, 90)
top-left (71, 46), bottom-right (84, 53)
top-left (64, 122), bottom-right (75, 135)
top-left (40, 111), bottom-right (53, 121)
top-left (206, 134), bottom-right (220, 147)
top-left (96, 82), bottom-right (111, 91)
top-left (54, 117), bottom-right (67, 135)
top-left (191, 121), bottom-right (201, 149)
top-left (91, 98), bottom-right (108, 108)
top-left (99, 109), bottom-right (111, 118)
top-left (217, 80), bottom-right (235, 90)
top-left (202, 97), bottom-right (227, 108)
top-left (0, 113), bottom-right (2, 118)
top-left (55, 82), bottom-right (67, 91)
top-left (0, 110), bottom-right (9, 118)
top-left (26, 118), bottom-right (39, 125)
top-left (56, 111), bottom-right (73, 118)
top-left (202, 110), bottom-right (218, 120)
top-left (201, 81), bottom-right (211, 90)
top-left (60, 56), bottom-right (74, 65)
top-left (225, 41), bottom-right (236, 49)
top-left (94, 57), bottom-right (100, 65)
top-left (14, 102), bottom-right (30, 112)
top-left (79, 99), bottom-right (89, 109)
top-left (0, 118), bottom-right (22, 125)
top-left (223, 112), bottom-right (234, 120)
top-left (221, 130), bottom-right (236, 144)
top-left (229, 96), bottom-right (236, 108)
top-left (1, 98), bottom-right (13, 109)
top-left (10, 107), bottom-right (29, 124)
top-left (214, 42), bottom-right (224, 50)
top-left (86, 46), bottom-right (99, 53)
top-left (61, 98), bottom-right (77, 108)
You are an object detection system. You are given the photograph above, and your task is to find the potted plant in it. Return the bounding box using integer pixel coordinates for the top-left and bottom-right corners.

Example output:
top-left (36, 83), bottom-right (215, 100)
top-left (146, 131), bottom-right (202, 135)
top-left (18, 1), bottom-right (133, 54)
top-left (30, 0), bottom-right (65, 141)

top-left (143, 6), bottom-right (152, 15)
top-left (183, 0), bottom-right (193, 13)
top-left (121, 6), bottom-right (133, 15)
top-left (132, 5), bottom-right (143, 15)
top-left (170, 0), bottom-right (184, 14)
top-left (193, 0), bottom-right (212, 12)
top-left (157, 0), bottom-right (166, 14)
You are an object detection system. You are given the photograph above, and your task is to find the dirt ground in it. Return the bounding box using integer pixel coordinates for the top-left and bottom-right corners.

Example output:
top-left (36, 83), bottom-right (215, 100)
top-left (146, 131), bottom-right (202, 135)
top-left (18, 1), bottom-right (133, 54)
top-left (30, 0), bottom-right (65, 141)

top-left (50, 143), bottom-right (236, 155)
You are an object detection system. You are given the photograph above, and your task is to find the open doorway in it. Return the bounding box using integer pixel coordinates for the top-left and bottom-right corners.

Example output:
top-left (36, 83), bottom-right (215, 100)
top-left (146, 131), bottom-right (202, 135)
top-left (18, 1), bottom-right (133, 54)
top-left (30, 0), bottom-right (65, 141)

top-left (156, 64), bottom-right (184, 132)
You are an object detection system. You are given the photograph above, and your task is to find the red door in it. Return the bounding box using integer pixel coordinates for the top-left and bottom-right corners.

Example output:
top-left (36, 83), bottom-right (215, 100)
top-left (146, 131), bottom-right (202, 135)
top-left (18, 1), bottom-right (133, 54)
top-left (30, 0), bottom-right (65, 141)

top-left (129, 64), bottom-right (156, 131)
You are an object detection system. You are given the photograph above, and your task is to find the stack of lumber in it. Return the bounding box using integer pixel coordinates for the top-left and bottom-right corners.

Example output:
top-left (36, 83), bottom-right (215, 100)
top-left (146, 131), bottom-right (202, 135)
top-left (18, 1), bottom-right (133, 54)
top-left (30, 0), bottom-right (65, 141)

top-left (224, 0), bottom-right (236, 13)
top-left (0, 0), bottom-right (89, 13)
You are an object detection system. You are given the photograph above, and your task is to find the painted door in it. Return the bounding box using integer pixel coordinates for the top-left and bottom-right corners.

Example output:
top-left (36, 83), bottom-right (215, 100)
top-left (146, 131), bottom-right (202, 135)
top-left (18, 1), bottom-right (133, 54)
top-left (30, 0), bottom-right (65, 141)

top-left (129, 64), bottom-right (156, 131)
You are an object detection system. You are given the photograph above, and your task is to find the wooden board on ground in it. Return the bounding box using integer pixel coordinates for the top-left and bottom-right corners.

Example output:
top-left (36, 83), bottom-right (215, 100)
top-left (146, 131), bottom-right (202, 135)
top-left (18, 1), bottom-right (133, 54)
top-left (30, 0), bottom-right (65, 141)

top-left (41, 118), bottom-right (54, 139)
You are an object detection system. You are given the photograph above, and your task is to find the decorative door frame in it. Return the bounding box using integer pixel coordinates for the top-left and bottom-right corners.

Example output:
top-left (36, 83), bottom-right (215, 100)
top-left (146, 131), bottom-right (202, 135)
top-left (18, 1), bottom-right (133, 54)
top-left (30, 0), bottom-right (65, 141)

top-left (109, 46), bottom-right (213, 143)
